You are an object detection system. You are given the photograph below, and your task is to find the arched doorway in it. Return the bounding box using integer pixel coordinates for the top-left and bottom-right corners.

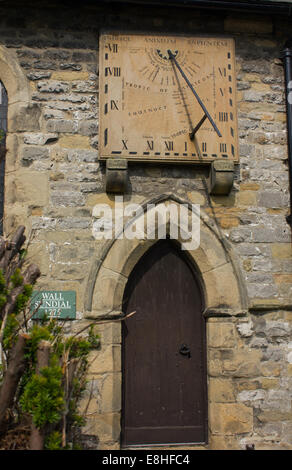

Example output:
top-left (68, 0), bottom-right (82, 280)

top-left (86, 194), bottom-right (248, 449)
top-left (121, 239), bottom-right (207, 447)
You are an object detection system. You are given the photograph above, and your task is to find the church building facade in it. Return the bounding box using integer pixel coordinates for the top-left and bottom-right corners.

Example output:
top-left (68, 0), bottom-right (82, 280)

top-left (0, 0), bottom-right (292, 450)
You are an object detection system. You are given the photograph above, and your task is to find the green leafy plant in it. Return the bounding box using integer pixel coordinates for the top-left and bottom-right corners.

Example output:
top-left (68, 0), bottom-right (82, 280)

top-left (20, 359), bottom-right (64, 428)
top-left (45, 430), bottom-right (63, 450)
top-left (0, 227), bottom-right (101, 450)
top-left (2, 313), bottom-right (19, 350)
top-left (0, 270), bottom-right (7, 310)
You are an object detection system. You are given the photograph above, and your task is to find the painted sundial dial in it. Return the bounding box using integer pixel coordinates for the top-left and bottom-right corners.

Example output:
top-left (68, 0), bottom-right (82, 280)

top-left (99, 32), bottom-right (239, 163)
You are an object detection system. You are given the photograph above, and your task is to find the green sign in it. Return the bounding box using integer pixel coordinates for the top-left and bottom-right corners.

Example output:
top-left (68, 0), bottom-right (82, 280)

top-left (31, 291), bottom-right (76, 320)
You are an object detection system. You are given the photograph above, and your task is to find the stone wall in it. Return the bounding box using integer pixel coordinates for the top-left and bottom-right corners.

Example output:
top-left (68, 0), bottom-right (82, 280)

top-left (0, 0), bottom-right (292, 450)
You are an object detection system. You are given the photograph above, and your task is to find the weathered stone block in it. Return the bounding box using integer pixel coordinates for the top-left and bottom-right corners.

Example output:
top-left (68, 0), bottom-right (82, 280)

top-left (262, 347), bottom-right (284, 362)
top-left (257, 191), bottom-right (285, 209)
top-left (78, 397), bottom-right (99, 417)
top-left (88, 345), bottom-right (121, 374)
top-left (78, 120), bottom-right (98, 136)
top-left (14, 171), bottom-right (49, 206)
top-left (236, 321), bottom-right (253, 338)
top-left (23, 132), bottom-right (58, 145)
top-left (265, 321), bottom-right (290, 337)
top-left (202, 262), bottom-right (243, 310)
top-left (27, 71), bottom-right (52, 80)
top-left (88, 412), bottom-right (121, 443)
top-left (236, 191), bottom-right (257, 206)
top-left (208, 322), bottom-right (236, 348)
top-left (210, 435), bottom-right (240, 450)
top-left (30, 216), bottom-right (56, 230)
top-left (27, 241), bottom-right (49, 275)
top-left (58, 135), bottom-right (91, 148)
top-left (260, 378), bottom-right (279, 390)
top-left (9, 103), bottom-right (41, 132)
top-left (37, 80), bottom-right (70, 93)
top-left (282, 422), bottom-right (292, 445)
top-left (271, 244), bottom-right (292, 259)
top-left (46, 119), bottom-right (76, 133)
top-left (96, 323), bottom-right (122, 346)
top-left (50, 190), bottom-right (85, 207)
top-left (237, 389), bottom-right (266, 403)
top-left (209, 378), bottom-right (236, 403)
top-left (236, 380), bottom-right (261, 393)
top-left (98, 372), bottom-right (122, 414)
top-left (219, 217), bottom-right (239, 229)
top-left (72, 80), bottom-right (97, 93)
top-left (247, 283), bottom-right (278, 299)
top-left (224, 350), bottom-right (262, 378)
top-left (91, 266), bottom-right (127, 317)
top-left (187, 191), bottom-right (205, 206)
top-left (67, 149), bottom-right (99, 163)
top-left (51, 71), bottom-right (90, 81)
top-left (243, 90), bottom-right (267, 102)
top-left (81, 182), bottom-right (103, 192)
top-left (21, 146), bottom-right (49, 166)
top-left (43, 108), bottom-right (66, 120)
top-left (251, 227), bottom-right (285, 244)
top-left (56, 217), bottom-right (91, 230)
top-left (49, 172), bottom-right (65, 181)
top-left (30, 60), bottom-right (57, 70)
top-left (50, 262), bottom-right (90, 281)
top-left (60, 62), bottom-right (82, 71)
top-left (260, 362), bottom-right (282, 377)
top-left (209, 403), bottom-right (253, 435)
top-left (261, 390), bottom-right (292, 413)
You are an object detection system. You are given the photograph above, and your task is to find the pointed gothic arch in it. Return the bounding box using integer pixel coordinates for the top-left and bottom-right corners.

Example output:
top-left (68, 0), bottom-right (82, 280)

top-left (0, 45), bottom-right (31, 107)
top-left (85, 193), bottom-right (248, 319)
top-left (0, 45), bottom-right (35, 234)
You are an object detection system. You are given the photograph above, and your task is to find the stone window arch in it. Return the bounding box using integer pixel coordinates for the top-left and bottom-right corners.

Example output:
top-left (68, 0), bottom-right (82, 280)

top-left (0, 45), bottom-right (32, 234)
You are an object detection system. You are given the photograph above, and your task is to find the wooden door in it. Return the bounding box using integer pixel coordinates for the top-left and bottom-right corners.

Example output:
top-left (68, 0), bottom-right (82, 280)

top-left (122, 240), bottom-right (207, 446)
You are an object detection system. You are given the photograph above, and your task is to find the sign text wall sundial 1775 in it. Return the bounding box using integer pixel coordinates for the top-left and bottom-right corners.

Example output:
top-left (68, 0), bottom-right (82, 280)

top-left (31, 291), bottom-right (76, 320)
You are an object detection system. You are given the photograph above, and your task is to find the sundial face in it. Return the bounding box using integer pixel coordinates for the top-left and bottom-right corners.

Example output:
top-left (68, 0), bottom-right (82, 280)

top-left (99, 32), bottom-right (238, 163)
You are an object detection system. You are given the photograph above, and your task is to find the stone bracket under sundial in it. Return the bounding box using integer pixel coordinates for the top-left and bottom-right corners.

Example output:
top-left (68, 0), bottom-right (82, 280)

top-left (105, 158), bottom-right (128, 193)
top-left (104, 157), bottom-right (234, 195)
top-left (209, 160), bottom-right (235, 195)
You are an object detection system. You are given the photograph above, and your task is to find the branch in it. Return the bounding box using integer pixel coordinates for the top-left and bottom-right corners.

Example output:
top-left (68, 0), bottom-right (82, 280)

top-left (29, 340), bottom-right (51, 450)
top-left (70, 310), bottom-right (136, 340)
top-left (0, 263), bottom-right (41, 323)
top-left (62, 357), bottom-right (79, 447)
top-left (0, 333), bottom-right (29, 434)
top-left (0, 226), bottom-right (26, 274)
top-left (0, 237), bottom-right (6, 262)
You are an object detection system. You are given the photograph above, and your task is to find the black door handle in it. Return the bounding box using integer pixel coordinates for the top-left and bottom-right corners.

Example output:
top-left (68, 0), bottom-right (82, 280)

top-left (179, 344), bottom-right (191, 358)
